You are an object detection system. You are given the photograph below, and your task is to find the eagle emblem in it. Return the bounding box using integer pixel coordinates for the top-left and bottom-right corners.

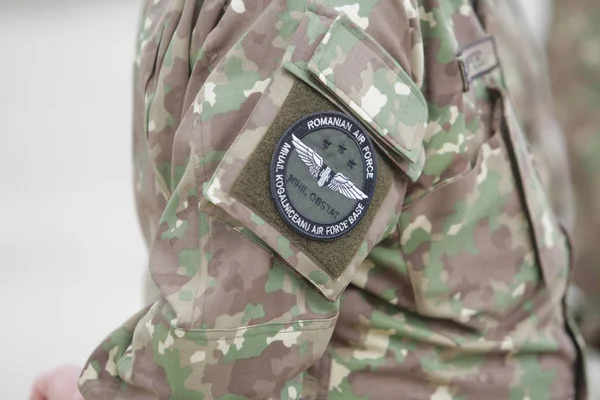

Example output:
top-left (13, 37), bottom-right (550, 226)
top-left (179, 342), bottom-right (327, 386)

top-left (291, 134), bottom-right (367, 200)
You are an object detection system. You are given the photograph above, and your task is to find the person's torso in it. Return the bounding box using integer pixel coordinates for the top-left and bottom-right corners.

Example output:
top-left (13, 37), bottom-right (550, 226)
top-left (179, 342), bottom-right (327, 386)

top-left (131, 0), bottom-right (584, 398)
top-left (547, 0), bottom-right (600, 349)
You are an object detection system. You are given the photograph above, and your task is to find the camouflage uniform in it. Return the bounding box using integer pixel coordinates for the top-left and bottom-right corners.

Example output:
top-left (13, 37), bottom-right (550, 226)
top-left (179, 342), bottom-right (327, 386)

top-left (468, 0), bottom-right (574, 233)
top-left (79, 0), bottom-right (586, 398)
top-left (546, 0), bottom-right (600, 350)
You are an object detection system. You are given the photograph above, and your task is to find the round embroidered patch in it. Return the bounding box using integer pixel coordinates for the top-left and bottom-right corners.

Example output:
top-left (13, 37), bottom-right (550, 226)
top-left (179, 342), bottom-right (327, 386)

top-left (270, 111), bottom-right (377, 240)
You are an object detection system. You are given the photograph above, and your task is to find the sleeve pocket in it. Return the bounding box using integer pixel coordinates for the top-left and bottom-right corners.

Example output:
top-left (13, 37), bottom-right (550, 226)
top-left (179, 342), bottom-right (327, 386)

top-left (201, 7), bottom-right (419, 301)
top-left (284, 7), bottom-right (428, 181)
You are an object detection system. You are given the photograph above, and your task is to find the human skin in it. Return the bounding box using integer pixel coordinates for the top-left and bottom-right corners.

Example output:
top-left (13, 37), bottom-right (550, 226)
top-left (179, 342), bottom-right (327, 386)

top-left (29, 365), bottom-right (83, 400)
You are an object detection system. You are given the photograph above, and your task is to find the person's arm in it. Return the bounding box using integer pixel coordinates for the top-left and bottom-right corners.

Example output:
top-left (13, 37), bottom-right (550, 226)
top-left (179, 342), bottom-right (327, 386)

top-left (77, 1), bottom-right (424, 398)
top-left (78, 203), bottom-right (339, 398)
top-left (77, 40), bottom-right (343, 399)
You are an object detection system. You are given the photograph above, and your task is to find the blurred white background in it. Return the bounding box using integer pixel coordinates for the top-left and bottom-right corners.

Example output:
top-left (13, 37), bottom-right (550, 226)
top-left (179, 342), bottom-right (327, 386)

top-left (1, 0), bottom-right (597, 399)
top-left (0, 1), bottom-right (145, 398)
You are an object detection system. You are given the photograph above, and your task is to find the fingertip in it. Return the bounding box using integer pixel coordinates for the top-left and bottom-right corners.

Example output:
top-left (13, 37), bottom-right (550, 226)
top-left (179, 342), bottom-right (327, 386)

top-left (28, 386), bottom-right (46, 400)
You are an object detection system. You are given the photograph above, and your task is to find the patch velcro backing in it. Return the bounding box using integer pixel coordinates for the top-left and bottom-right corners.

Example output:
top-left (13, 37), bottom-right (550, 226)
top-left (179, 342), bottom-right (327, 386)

top-left (230, 80), bottom-right (392, 279)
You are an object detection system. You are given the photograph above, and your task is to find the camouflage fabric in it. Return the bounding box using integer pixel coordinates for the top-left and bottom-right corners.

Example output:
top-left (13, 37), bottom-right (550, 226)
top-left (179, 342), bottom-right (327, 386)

top-left (480, 0), bottom-right (575, 233)
top-left (79, 0), bottom-right (585, 398)
top-left (546, 0), bottom-right (600, 348)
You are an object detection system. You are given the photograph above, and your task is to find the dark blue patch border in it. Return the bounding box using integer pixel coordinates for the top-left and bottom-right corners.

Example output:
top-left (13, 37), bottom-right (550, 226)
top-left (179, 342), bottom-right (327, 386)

top-left (270, 110), bottom-right (377, 241)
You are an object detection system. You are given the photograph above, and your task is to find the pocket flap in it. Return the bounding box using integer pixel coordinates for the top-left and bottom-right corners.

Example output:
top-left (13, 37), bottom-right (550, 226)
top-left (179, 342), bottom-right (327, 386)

top-left (201, 8), bottom-right (409, 302)
top-left (304, 14), bottom-right (428, 180)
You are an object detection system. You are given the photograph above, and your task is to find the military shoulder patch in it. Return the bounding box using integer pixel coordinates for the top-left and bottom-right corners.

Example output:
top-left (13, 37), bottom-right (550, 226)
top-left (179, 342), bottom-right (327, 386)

top-left (270, 111), bottom-right (377, 241)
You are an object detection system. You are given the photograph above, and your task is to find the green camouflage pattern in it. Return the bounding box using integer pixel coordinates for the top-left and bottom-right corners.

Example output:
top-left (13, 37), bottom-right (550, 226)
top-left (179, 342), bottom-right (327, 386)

top-left (482, 0), bottom-right (575, 232)
top-left (79, 0), bottom-right (585, 398)
top-left (484, 0), bottom-right (600, 351)
top-left (202, 6), bottom-right (408, 301)
top-left (546, 0), bottom-right (600, 348)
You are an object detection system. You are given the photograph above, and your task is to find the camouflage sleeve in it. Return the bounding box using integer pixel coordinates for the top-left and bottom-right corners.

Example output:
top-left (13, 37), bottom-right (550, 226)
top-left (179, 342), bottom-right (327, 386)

top-left (77, 105), bottom-right (341, 397)
top-left (77, 10), bottom-right (342, 400)
top-left (484, 0), bottom-right (576, 232)
top-left (78, 1), bottom-right (425, 398)
top-left (78, 200), bottom-right (339, 399)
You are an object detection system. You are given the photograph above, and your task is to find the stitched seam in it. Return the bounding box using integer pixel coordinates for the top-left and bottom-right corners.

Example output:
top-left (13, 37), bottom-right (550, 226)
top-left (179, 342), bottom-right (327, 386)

top-left (188, 317), bottom-right (337, 332)
top-left (161, 317), bottom-right (338, 337)
top-left (192, 110), bottom-right (206, 327)
top-left (163, 309), bottom-right (338, 332)
top-left (200, 114), bottom-right (210, 329)
top-left (211, 29), bottom-right (220, 69)
top-left (191, 325), bottom-right (335, 340)
top-left (317, 349), bottom-right (333, 400)
top-left (205, 33), bottom-right (214, 68)
top-left (201, 211), bottom-right (212, 328)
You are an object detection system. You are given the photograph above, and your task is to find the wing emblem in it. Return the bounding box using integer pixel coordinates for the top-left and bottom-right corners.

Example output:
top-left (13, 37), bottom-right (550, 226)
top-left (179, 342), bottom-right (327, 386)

top-left (290, 134), bottom-right (368, 201)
